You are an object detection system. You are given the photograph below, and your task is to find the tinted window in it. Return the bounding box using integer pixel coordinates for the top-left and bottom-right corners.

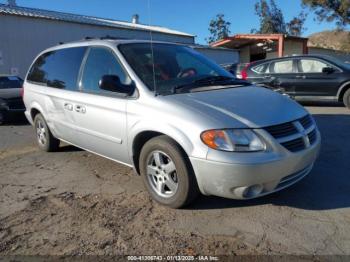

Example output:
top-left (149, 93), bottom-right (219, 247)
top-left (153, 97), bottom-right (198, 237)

top-left (81, 47), bottom-right (129, 93)
top-left (118, 43), bottom-right (233, 94)
top-left (298, 59), bottom-right (329, 73)
top-left (0, 76), bottom-right (23, 89)
top-left (27, 47), bottom-right (86, 90)
top-left (271, 60), bottom-right (294, 74)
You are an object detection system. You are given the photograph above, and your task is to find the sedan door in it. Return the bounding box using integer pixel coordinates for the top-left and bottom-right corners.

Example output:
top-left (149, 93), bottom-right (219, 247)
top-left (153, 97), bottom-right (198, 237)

top-left (73, 46), bottom-right (132, 165)
top-left (294, 58), bottom-right (341, 97)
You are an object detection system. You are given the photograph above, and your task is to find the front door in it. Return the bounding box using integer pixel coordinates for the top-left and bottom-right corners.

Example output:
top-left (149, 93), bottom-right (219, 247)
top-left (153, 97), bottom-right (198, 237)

top-left (74, 47), bottom-right (132, 164)
top-left (294, 58), bottom-right (341, 97)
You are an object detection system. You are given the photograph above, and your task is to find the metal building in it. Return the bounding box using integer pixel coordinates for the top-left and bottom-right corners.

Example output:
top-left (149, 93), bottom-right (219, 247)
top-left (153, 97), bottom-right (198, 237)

top-left (0, 2), bottom-right (195, 78)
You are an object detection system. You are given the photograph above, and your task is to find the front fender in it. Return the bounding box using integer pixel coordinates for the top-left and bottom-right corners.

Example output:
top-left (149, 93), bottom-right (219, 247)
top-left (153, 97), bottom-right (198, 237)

top-left (128, 120), bottom-right (197, 160)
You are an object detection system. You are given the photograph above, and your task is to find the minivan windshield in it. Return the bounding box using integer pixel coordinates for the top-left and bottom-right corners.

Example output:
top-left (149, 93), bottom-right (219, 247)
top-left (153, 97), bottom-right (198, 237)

top-left (118, 43), bottom-right (248, 95)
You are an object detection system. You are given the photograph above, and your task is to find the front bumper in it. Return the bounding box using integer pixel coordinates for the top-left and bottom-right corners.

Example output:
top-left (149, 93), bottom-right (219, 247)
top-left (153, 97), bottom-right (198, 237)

top-left (190, 131), bottom-right (321, 199)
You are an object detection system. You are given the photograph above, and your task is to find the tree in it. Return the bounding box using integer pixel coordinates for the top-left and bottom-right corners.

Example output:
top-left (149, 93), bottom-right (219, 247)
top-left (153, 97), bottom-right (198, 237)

top-left (252, 0), bottom-right (307, 36)
top-left (302, 0), bottom-right (350, 28)
top-left (207, 14), bottom-right (231, 43)
top-left (253, 0), bottom-right (287, 34)
top-left (286, 12), bottom-right (307, 36)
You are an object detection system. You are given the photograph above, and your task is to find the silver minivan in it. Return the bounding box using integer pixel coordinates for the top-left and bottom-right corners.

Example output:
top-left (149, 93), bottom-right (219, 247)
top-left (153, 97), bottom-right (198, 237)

top-left (23, 39), bottom-right (321, 208)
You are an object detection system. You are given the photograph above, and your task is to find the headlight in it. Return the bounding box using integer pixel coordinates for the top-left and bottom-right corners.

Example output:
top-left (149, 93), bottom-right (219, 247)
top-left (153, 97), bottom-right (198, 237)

top-left (201, 129), bottom-right (265, 152)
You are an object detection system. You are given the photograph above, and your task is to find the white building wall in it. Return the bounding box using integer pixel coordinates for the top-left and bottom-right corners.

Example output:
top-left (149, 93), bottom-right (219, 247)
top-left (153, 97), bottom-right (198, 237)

top-left (0, 15), bottom-right (194, 78)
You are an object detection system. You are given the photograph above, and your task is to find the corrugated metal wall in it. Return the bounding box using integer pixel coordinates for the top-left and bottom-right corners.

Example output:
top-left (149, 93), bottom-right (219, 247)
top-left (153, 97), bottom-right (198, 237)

top-left (0, 15), bottom-right (195, 78)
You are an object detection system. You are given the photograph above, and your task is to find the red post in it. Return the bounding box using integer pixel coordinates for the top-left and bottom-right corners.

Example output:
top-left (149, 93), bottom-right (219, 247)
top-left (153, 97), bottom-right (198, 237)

top-left (278, 35), bottom-right (284, 57)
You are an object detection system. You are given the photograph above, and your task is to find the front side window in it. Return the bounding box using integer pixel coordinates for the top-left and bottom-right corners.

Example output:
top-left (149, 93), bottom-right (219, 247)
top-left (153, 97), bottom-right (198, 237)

top-left (27, 47), bottom-right (86, 90)
top-left (271, 60), bottom-right (294, 74)
top-left (118, 43), bottom-right (234, 95)
top-left (298, 59), bottom-right (329, 73)
top-left (81, 47), bottom-right (130, 93)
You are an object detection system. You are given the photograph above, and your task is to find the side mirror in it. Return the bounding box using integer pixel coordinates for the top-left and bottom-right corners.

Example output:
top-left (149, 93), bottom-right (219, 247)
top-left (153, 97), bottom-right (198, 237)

top-left (99, 75), bottom-right (135, 95)
top-left (322, 67), bottom-right (335, 74)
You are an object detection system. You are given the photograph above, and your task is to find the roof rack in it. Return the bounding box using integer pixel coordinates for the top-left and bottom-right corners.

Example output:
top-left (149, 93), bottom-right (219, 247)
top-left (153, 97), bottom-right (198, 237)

top-left (83, 35), bottom-right (129, 41)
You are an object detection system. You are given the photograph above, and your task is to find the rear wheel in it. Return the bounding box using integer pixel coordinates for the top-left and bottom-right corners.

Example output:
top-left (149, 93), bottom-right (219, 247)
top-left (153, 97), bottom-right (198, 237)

top-left (139, 135), bottom-right (199, 208)
top-left (343, 88), bottom-right (350, 109)
top-left (34, 113), bottom-right (60, 152)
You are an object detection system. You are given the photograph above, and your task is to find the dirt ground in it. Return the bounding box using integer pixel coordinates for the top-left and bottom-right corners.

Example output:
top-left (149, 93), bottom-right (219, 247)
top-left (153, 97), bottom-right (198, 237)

top-left (0, 104), bottom-right (350, 257)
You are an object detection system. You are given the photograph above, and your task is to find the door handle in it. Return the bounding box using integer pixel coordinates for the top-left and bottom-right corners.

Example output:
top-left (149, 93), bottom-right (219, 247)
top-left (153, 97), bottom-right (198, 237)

top-left (296, 75), bottom-right (306, 79)
top-left (263, 75), bottom-right (271, 79)
top-left (75, 105), bottom-right (86, 113)
top-left (63, 103), bottom-right (73, 111)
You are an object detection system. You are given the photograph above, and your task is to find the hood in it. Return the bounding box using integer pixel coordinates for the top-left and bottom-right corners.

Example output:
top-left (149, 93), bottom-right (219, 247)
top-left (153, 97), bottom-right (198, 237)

top-left (166, 86), bottom-right (307, 128)
top-left (0, 88), bottom-right (21, 99)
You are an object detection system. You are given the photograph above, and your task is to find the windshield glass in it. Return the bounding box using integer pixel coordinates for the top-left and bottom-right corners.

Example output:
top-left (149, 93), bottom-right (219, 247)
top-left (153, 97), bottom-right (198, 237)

top-left (0, 76), bottom-right (23, 89)
top-left (118, 43), bottom-right (240, 95)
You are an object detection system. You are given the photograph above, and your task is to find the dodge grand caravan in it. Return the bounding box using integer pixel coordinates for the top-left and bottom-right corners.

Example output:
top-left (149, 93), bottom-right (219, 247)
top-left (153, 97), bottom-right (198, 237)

top-left (23, 39), bottom-right (321, 208)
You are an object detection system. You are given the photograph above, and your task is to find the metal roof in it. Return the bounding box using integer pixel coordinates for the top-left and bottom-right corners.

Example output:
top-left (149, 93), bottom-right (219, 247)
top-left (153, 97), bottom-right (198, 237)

top-left (0, 3), bottom-right (194, 38)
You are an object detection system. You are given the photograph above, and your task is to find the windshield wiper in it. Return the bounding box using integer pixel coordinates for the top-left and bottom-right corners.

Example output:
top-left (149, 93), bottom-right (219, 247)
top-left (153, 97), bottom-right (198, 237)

top-left (193, 75), bottom-right (235, 84)
top-left (172, 76), bottom-right (249, 94)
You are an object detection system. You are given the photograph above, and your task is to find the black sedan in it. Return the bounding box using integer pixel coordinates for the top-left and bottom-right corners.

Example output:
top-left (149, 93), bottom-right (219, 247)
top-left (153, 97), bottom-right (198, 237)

top-left (241, 55), bottom-right (350, 108)
top-left (0, 75), bottom-right (25, 124)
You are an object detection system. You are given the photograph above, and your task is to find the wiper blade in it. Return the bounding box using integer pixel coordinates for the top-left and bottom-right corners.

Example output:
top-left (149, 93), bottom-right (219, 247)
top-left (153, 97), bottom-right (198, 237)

top-left (172, 76), bottom-right (250, 94)
top-left (193, 75), bottom-right (234, 84)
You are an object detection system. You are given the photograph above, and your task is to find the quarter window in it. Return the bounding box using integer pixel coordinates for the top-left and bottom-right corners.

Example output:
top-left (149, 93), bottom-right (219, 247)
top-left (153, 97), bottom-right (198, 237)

top-left (251, 63), bottom-right (268, 74)
top-left (271, 60), bottom-right (294, 74)
top-left (81, 47), bottom-right (129, 93)
top-left (299, 59), bottom-right (329, 73)
top-left (27, 47), bottom-right (86, 90)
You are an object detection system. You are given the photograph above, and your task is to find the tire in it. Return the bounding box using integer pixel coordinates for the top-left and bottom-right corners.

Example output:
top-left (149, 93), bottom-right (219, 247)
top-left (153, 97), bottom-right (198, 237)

top-left (343, 88), bottom-right (350, 109)
top-left (34, 113), bottom-right (60, 152)
top-left (139, 135), bottom-right (199, 208)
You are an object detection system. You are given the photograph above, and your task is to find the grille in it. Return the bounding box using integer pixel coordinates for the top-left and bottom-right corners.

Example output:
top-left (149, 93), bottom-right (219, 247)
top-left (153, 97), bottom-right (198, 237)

top-left (264, 122), bottom-right (298, 138)
top-left (276, 165), bottom-right (311, 190)
top-left (300, 114), bottom-right (313, 129)
top-left (6, 97), bottom-right (25, 110)
top-left (308, 129), bottom-right (317, 145)
top-left (281, 137), bottom-right (305, 152)
top-left (264, 114), bottom-right (317, 153)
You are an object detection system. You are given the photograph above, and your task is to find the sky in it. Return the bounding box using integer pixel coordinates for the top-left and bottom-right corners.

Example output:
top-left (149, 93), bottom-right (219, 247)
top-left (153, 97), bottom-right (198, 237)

top-left (1, 0), bottom-right (348, 44)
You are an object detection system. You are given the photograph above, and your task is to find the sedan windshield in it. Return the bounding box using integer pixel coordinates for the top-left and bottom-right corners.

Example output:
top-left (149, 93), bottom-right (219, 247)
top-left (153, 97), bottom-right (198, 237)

top-left (118, 43), bottom-right (246, 95)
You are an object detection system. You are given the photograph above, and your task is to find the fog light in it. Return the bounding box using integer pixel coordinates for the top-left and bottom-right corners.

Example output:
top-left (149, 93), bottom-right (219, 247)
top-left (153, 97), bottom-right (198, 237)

top-left (243, 184), bottom-right (263, 198)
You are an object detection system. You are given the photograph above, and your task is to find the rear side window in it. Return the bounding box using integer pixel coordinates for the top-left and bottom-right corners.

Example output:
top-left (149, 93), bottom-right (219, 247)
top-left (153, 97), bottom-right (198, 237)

top-left (27, 47), bottom-right (86, 90)
top-left (270, 60), bottom-right (294, 74)
top-left (81, 47), bottom-right (129, 93)
top-left (251, 63), bottom-right (268, 74)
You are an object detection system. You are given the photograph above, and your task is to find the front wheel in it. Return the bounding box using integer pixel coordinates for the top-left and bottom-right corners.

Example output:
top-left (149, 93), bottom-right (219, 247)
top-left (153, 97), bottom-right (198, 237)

top-left (343, 88), bottom-right (350, 109)
top-left (139, 136), bottom-right (199, 208)
top-left (34, 113), bottom-right (60, 152)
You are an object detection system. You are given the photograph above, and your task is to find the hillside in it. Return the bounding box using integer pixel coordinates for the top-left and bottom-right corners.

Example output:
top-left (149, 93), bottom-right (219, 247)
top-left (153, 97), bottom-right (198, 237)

top-left (308, 30), bottom-right (350, 53)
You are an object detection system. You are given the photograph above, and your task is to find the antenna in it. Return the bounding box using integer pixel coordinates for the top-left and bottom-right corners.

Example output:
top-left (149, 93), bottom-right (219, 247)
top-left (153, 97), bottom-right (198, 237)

top-left (147, 0), bottom-right (157, 96)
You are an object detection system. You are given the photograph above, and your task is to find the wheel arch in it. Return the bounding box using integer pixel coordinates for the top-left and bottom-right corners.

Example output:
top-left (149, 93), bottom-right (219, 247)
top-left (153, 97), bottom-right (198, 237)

top-left (130, 125), bottom-right (195, 175)
top-left (337, 81), bottom-right (350, 102)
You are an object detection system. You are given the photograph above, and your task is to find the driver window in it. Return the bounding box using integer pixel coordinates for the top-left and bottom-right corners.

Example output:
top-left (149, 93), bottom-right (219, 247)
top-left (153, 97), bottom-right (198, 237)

top-left (176, 52), bottom-right (214, 76)
top-left (299, 59), bottom-right (329, 73)
top-left (81, 47), bottom-right (129, 93)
